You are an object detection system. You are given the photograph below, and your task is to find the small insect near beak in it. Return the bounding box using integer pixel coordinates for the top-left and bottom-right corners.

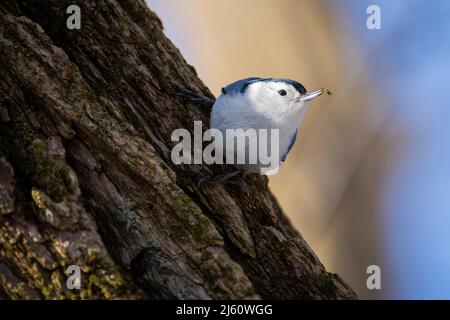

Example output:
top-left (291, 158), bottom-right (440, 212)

top-left (301, 87), bottom-right (332, 102)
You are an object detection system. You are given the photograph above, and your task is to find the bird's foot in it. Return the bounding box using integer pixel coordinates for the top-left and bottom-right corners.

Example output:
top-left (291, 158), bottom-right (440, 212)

top-left (172, 89), bottom-right (215, 108)
top-left (197, 170), bottom-right (249, 189)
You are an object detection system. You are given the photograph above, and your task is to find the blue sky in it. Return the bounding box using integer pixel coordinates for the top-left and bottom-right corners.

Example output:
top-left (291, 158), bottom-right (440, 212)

top-left (333, 0), bottom-right (450, 298)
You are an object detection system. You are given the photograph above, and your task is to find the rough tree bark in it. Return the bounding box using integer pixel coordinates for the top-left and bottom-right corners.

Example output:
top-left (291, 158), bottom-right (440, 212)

top-left (0, 0), bottom-right (356, 299)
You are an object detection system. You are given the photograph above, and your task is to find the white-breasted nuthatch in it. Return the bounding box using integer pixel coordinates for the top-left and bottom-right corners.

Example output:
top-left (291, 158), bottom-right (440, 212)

top-left (210, 77), bottom-right (330, 176)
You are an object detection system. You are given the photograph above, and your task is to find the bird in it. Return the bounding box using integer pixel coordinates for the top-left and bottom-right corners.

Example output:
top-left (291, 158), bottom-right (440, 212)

top-left (177, 77), bottom-right (330, 185)
top-left (211, 77), bottom-right (329, 175)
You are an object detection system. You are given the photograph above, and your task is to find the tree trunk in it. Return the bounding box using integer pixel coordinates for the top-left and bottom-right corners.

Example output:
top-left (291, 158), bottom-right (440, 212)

top-left (0, 0), bottom-right (356, 299)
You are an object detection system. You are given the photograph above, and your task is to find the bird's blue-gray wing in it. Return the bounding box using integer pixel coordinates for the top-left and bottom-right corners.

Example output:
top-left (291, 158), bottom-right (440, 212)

top-left (282, 129), bottom-right (298, 162)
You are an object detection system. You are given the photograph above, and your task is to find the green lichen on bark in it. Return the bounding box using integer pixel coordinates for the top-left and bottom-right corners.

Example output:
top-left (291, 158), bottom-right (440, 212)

top-left (0, 113), bottom-right (142, 299)
top-left (0, 206), bottom-right (142, 299)
top-left (28, 139), bottom-right (73, 202)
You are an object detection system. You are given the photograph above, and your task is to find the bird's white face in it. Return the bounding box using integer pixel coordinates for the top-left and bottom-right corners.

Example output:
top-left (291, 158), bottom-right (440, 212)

top-left (213, 78), bottom-right (328, 130)
top-left (245, 81), bottom-right (306, 116)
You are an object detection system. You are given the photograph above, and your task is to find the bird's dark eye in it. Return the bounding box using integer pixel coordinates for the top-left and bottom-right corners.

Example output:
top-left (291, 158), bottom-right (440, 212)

top-left (278, 89), bottom-right (287, 96)
top-left (221, 87), bottom-right (227, 94)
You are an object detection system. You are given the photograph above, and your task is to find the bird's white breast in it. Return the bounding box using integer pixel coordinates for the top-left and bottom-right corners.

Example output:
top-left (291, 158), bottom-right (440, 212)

top-left (211, 92), bottom-right (308, 172)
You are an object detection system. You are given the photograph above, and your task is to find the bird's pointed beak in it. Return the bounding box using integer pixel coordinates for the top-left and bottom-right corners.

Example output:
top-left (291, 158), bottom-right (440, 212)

top-left (301, 87), bottom-right (332, 102)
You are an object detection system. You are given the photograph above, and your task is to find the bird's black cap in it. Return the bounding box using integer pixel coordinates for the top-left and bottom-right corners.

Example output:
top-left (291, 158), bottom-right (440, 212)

top-left (223, 77), bottom-right (307, 95)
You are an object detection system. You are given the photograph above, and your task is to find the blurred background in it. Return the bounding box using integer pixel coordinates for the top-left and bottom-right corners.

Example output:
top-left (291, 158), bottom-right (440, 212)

top-left (148, 0), bottom-right (450, 299)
